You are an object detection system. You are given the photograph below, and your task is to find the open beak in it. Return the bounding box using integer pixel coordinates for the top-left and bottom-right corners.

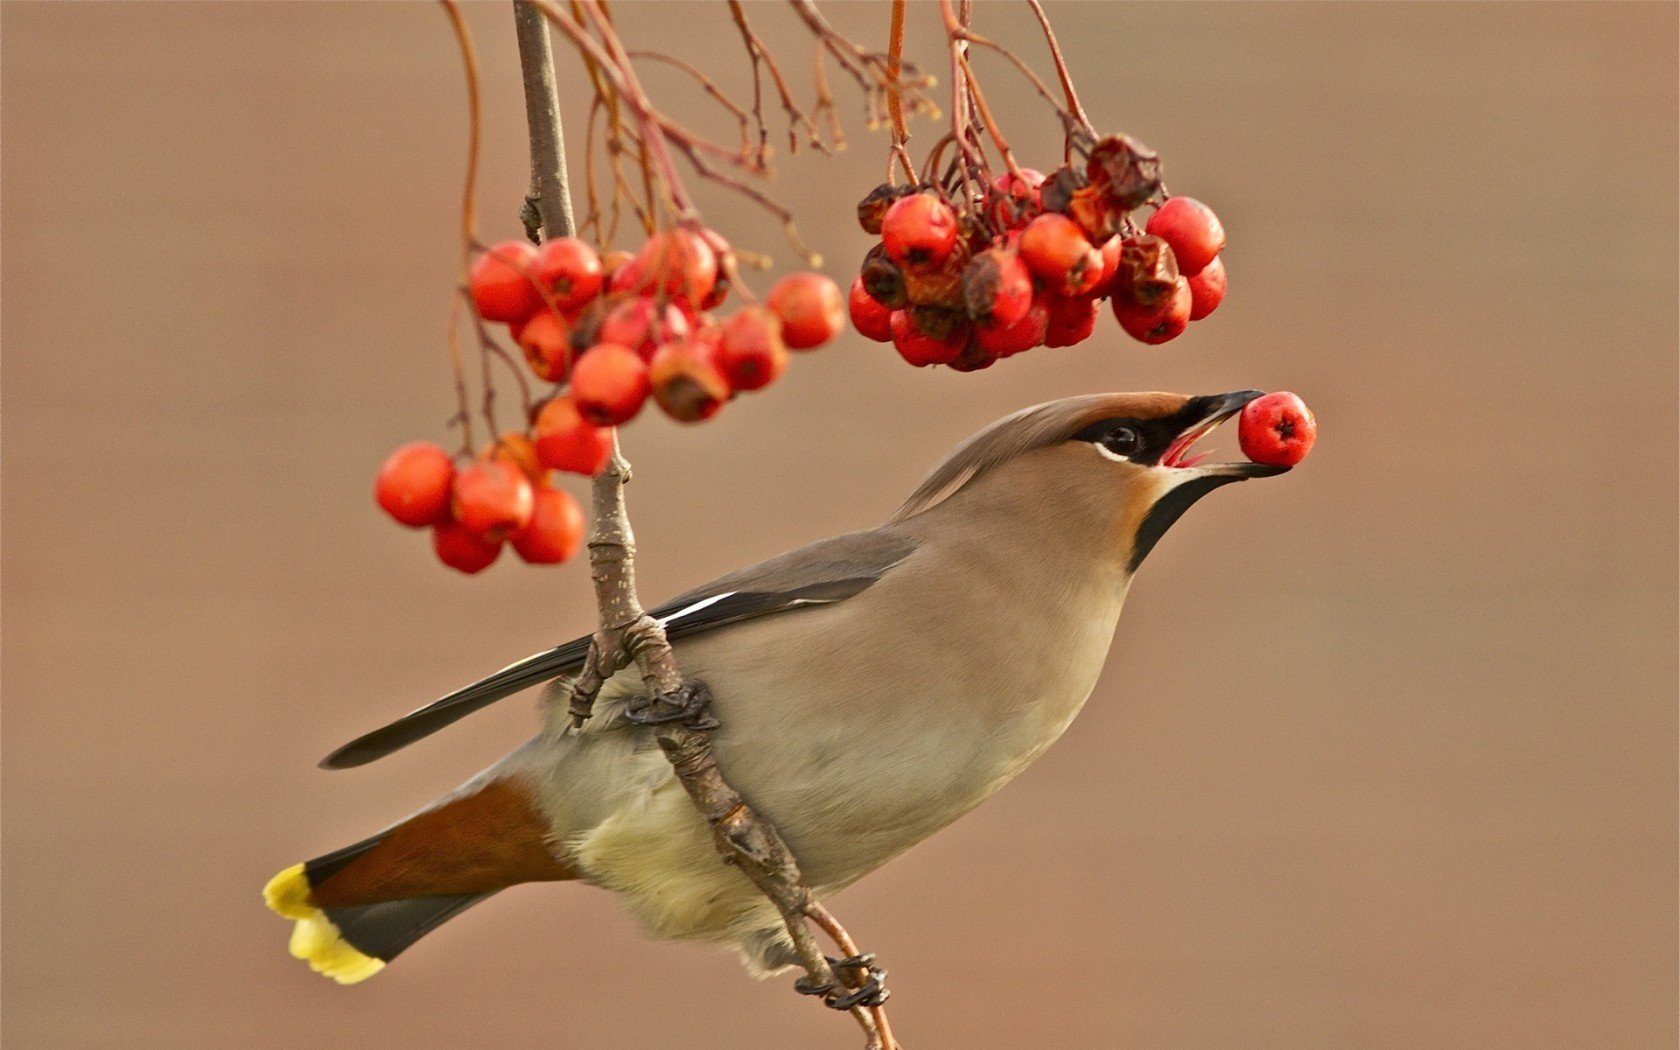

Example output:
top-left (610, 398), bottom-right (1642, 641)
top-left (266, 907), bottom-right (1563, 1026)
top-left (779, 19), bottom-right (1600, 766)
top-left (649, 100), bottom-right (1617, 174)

top-left (1160, 389), bottom-right (1291, 479)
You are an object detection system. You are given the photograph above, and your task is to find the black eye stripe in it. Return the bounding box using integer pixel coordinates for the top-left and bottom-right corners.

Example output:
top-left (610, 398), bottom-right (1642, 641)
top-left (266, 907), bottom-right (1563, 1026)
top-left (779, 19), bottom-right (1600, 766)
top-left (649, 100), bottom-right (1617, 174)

top-left (1070, 416), bottom-right (1175, 464)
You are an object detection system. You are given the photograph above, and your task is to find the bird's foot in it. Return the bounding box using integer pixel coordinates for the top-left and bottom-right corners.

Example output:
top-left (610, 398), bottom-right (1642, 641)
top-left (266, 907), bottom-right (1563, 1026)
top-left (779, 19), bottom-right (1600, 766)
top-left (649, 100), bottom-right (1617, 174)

top-left (794, 953), bottom-right (890, 1010)
top-left (623, 679), bottom-right (720, 731)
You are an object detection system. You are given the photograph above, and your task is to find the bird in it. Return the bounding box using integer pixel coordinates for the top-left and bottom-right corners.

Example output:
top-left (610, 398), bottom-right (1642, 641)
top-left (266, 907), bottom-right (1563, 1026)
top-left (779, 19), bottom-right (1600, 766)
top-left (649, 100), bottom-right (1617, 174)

top-left (264, 389), bottom-right (1291, 986)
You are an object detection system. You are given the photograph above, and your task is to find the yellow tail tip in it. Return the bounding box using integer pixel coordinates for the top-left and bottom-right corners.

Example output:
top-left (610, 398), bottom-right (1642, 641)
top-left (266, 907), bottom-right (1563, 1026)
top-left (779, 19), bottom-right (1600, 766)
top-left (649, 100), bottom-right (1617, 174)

top-left (263, 864), bottom-right (316, 921)
top-left (264, 864), bottom-right (386, 984)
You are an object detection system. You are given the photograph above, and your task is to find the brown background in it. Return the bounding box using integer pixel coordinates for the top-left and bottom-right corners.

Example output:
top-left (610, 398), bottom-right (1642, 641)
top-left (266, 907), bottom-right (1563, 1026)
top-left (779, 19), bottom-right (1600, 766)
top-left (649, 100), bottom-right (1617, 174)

top-left (3, 3), bottom-right (1675, 1048)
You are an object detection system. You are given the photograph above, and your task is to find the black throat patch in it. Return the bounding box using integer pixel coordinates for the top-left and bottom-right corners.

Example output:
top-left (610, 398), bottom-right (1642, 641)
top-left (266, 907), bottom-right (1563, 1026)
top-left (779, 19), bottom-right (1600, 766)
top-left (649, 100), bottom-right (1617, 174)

top-left (1129, 474), bottom-right (1242, 573)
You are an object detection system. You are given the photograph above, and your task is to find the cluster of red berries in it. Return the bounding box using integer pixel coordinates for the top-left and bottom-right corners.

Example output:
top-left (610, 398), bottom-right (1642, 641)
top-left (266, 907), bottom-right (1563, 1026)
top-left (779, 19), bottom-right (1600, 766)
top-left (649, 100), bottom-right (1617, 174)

top-left (846, 136), bottom-right (1228, 369)
top-left (470, 230), bottom-right (842, 425)
top-left (374, 435), bottom-right (584, 574)
top-left (375, 229), bottom-right (845, 573)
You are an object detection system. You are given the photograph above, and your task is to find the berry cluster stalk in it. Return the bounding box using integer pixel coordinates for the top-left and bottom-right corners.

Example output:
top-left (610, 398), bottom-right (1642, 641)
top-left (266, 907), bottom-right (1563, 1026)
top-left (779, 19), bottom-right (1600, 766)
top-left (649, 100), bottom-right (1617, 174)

top-left (510, 5), bottom-right (898, 1048)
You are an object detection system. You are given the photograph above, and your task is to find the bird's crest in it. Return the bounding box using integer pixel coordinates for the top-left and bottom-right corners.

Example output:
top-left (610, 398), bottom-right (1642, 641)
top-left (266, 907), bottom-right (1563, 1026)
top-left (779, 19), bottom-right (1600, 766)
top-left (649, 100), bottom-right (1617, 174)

top-left (889, 392), bottom-right (1190, 522)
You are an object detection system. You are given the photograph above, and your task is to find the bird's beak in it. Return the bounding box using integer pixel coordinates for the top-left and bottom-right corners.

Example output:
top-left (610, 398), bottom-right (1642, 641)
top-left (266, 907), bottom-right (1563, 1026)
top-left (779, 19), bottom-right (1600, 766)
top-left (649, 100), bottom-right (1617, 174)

top-left (1158, 389), bottom-right (1291, 479)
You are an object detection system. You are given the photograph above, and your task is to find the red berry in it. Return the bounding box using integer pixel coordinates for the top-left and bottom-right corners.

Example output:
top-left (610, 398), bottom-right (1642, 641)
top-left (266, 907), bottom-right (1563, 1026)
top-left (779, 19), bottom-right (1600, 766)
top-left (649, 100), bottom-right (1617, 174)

top-left (889, 309), bottom-right (966, 366)
top-left (451, 459), bottom-right (535, 539)
top-left (1019, 213), bottom-right (1103, 296)
top-left (598, 296), bottom-right (691, 361)
top-left (767, 272), bottom-right (843, 350)
top-left (433, 519), bottom-right (503, 574)
top-left (374, 441), bottom-right (455, 527)
top-left (697, 228), bottom-right (735, 309)
top-left (511, 486), bottom-right (585, 564)
top-left (716, 307), bottom-right (788, 391)
top-left (1113, 276), bottom-right (1192, 345)
top-left (987, 168), bottom-right (1045, 230)
top-left (570, 343), bottom-right (650, 425)
top-left (973, 301), bottom-right (1048, 357)
top-left (1238, 391), bottom-right (1316, 467)
top-left (1094, 235), bottom-right (1124, 297)
top-left (1145, 197), bottom-right (1225, 277)
top-left (882, 192), bottom-right (959, 267)
top-left (848, 276), bottom-right (893, 342)
top-left (633, 228), bottom-right (717, 305)
top-left (516, 308), bottom-right (572, 383)
top-left (649, 339), bottom-right (731, 422)
top-left (469, 240), bottom-right (541, 322)
top-left (531, 237), bottom-right (603, 312)
top-left (963, 248), bottom-right (1034, 330)
top-left (1043, 296), bottom-right (1099, 347)
top-left (533, 396), bottom-right (613, 475)
top-left (1187, 255), bottom-right (1227, 320)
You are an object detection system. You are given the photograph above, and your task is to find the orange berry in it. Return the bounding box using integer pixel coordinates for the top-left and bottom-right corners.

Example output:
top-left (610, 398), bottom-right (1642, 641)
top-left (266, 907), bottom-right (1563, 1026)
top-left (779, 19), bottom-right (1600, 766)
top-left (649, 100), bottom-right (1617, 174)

top-left (374, 442), bottom-right (455, 528)
top-left (511, 486), bottom-right (585, 564)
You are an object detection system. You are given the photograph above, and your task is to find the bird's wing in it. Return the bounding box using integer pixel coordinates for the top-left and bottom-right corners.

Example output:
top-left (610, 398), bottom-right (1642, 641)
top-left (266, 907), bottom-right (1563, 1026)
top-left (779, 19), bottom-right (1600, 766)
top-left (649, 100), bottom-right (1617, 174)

top-left (318, 528), bottom-right (919, 769)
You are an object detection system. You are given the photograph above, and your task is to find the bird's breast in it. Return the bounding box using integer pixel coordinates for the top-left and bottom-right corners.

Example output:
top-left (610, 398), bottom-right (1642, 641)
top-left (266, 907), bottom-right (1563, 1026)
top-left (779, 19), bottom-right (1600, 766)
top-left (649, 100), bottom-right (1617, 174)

top-left (673, 552), bottom-right (1129, 888)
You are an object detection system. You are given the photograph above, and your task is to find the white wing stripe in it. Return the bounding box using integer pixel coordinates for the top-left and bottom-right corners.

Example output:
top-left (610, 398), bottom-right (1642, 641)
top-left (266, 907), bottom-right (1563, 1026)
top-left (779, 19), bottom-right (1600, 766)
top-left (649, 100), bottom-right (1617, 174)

top-left (658, 591), bottom-right (735, 627)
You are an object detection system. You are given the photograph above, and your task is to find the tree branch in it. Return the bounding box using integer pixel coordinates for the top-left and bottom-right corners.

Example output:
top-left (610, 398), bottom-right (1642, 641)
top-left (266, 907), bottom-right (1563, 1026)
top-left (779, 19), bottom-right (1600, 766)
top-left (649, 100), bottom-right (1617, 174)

top-left (510, 5), bottom-right (894, 1046)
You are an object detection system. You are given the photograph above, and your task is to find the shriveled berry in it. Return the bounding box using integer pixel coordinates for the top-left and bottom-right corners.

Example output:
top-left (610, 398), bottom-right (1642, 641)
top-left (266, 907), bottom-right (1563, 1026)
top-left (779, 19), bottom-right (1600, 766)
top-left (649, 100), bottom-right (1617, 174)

top-left (889, 308), bottom-right (966, 367)
top-left (860, 243), bottom-right (909, 309)
top-left (433, 519), bottom-right (502, 574)
top-left (1043, 296), bottom-right (1099, 347)
top-left (882, 192), bottom-right (959, 267)
top-left (857, 183), bottom-right (913, 235)
top-left (962, 248), bottom-right (1033, 330)
top-left (848, 276), bottom-right (893, 342)
top-left (1187, 255), bottom-right (1227, 320)
top-left (649, 339), bottom-right (731, 422)
top-left (1145, 197), bottom-right (1225, 277)
top-left (375, 442), bottom-right (455, 527)
top-left (1085, 134), bottom-right (1162, 211)
top-left (516, 308), bottom-right (572, 383)
top-left (947, 338), bottom-right (998, 373)
top-left (511, 486), bottom-right (585, 564)
top-left (1238, 391), bottom-right (1316, 467)
top-left (469, 240), bottom-right (541, 322)
top-left (767, 272), bottom-right (843, 350)
top-left (570, 342), bottom-right (651, 425)
top-left (1019, 213), bottom-right (1104, 296)
top-left (1115, 235), bottom-right (1181, 308)
top-left (1112, 275), bottom-right (1192, 345)
top-left (452, 458), bottom-right (535, 539)
top-left (902, 257), bottom-right (966, 310)
top-left (533, 396), bottom-right (613, 475)
top-left (716, 307), bottom-right (788, 391)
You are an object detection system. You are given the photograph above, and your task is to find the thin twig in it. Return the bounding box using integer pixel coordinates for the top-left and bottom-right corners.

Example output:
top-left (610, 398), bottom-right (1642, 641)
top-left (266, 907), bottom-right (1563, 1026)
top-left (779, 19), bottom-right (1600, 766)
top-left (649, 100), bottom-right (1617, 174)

top-left (1024, 0), bottom-right (1093, 134)
top-left (438, 0), bottom-right (482, 454)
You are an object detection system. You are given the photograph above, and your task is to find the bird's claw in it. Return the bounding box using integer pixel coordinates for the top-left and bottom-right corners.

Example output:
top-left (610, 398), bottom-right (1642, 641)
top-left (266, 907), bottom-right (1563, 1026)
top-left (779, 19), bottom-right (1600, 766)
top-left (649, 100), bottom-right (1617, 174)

top-left (624, 680), bottom-right (720, 731)
top-left (794, 953), bottom-right (889, 1011)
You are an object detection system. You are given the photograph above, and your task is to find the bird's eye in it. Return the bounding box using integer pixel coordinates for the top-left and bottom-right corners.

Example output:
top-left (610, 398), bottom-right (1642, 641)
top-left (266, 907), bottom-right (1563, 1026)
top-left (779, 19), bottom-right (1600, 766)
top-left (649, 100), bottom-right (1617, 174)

top-left (1101, 426), bottom-right (1142, 458)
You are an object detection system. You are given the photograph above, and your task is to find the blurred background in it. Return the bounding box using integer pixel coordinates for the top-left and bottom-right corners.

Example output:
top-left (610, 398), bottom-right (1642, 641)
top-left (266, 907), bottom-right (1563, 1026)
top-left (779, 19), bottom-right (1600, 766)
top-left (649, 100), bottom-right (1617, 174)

top-left (3, 3), bottom-right (1674, 1047)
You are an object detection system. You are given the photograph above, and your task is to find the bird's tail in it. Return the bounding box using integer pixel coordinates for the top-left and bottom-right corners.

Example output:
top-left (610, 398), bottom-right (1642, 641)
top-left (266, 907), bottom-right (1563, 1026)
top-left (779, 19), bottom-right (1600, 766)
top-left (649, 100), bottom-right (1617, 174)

top-left (262, 775), bottom-right (573, 983)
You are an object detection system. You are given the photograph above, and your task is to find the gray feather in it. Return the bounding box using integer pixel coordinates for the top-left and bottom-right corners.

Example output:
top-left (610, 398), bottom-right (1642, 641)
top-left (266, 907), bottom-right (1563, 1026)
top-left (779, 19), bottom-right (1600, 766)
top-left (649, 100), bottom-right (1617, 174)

top-left (318, 528), bottom-right (919, 770)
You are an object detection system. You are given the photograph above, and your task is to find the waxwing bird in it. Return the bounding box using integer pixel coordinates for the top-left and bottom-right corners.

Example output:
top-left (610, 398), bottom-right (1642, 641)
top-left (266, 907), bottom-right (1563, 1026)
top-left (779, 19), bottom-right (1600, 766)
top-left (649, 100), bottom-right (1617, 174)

top-left (265, 390), bottom-right (1290, 984)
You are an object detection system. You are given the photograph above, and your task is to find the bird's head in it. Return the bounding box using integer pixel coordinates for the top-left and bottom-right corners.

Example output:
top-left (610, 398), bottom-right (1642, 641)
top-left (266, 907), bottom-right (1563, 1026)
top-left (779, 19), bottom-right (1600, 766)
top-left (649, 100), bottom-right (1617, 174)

top-left (892, 391), bottom-right (1289, 572)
